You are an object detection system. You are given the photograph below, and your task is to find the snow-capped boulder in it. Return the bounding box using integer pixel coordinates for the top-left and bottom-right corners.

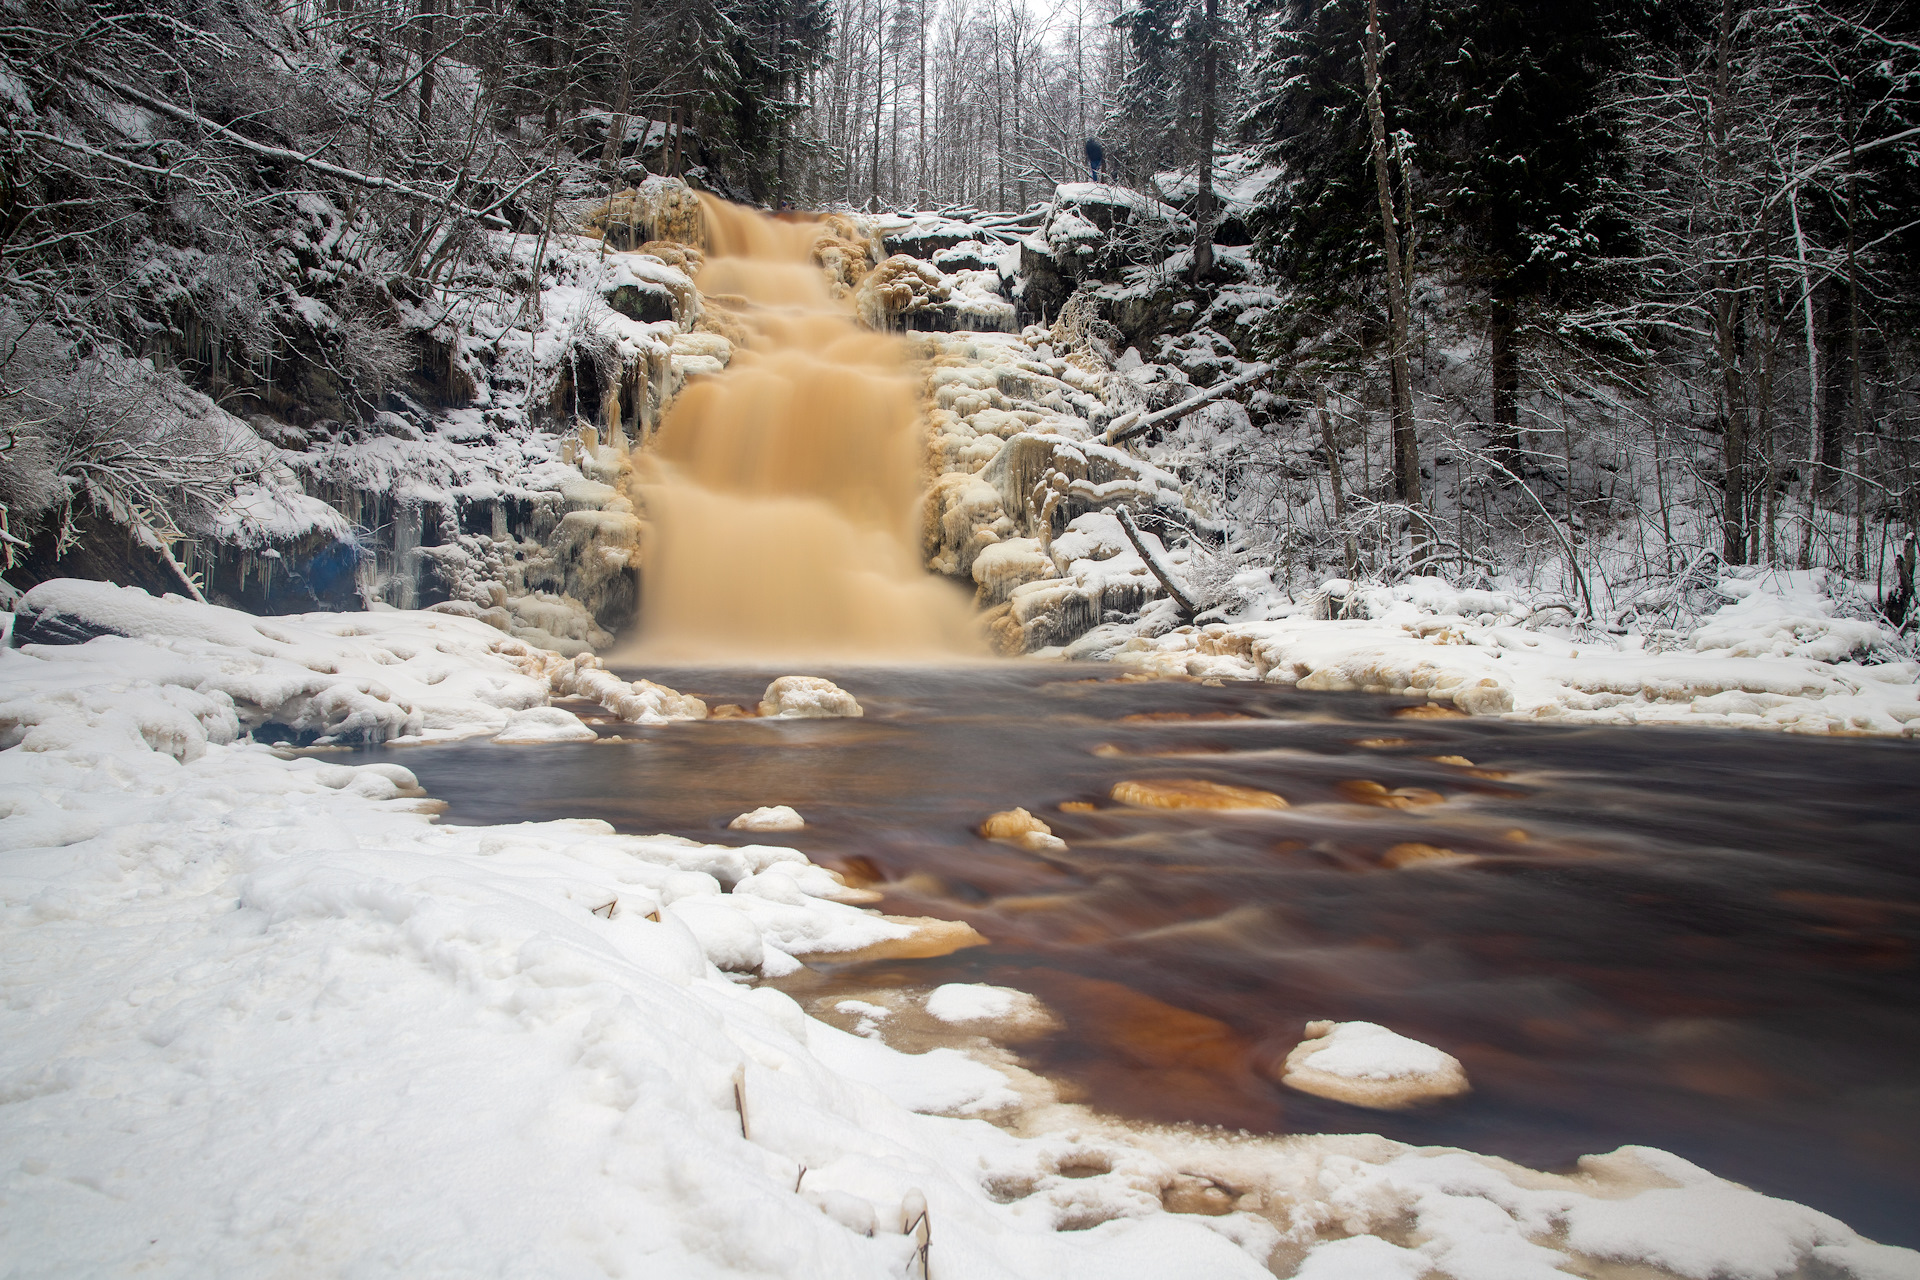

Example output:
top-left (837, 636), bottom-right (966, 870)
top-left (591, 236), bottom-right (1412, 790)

top-left (730, 805), bottom-right (806, 832)
top-left (759, 676), bottom-right (863, 719)
top-left (1278, 1020), bottom-right (1470, 1109)
top-left (493, 706), bottom-right (598, 743)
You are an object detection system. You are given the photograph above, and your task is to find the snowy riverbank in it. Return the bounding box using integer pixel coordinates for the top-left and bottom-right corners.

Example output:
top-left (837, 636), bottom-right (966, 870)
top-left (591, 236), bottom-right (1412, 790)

top-left (3, 581), bottom-right (1918, 1277)
top-left (1062, 567), bottom-right (1920, 737)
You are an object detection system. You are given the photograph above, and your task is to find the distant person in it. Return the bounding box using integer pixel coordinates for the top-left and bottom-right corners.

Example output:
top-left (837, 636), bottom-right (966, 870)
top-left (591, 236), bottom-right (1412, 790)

top-left (1085, 138), bottom-right (1104, 184)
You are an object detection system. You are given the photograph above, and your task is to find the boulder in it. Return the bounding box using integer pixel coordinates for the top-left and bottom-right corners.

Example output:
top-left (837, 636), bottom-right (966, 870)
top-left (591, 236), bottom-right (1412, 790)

top-left (760, 676), bottom-right (863, 719)
top-left (979, 807), bottom-right (1066, 852)
top-left (493, 706), bottom-right (599, 743)
top-left (730, 805), bottom-right (806, 832)
top-left (1276, 1020), bottom-right (1470, 1109)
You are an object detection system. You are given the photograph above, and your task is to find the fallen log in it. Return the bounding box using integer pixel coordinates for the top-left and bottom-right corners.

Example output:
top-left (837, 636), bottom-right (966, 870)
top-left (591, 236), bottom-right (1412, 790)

top-left (1103, 362), bottom-right (1274, 446)
top-left (1116, 506), bottom-right (1199, 619)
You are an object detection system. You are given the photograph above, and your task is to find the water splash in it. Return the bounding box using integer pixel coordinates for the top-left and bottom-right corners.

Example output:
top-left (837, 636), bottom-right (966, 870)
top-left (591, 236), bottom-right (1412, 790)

top-left (627, 197), bottom-right (980, 660)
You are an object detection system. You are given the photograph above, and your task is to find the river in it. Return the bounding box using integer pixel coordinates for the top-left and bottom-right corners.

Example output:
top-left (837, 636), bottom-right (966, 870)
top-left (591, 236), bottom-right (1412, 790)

top-left (363, 663), bottom-right (1920, 1246)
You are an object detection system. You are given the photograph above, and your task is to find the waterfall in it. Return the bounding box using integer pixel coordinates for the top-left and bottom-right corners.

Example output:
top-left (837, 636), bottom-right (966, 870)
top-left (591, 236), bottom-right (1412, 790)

top-left (628, 198), bottom-right (980, 660)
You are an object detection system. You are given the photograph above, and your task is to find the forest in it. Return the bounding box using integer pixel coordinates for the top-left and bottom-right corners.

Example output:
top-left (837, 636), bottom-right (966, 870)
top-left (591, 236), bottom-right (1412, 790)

top-left (0, 0), bottom-right (1916, 628)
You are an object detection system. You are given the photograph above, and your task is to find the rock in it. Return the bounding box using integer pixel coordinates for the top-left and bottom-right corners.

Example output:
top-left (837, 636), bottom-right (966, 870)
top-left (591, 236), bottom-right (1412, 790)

top-left (1337, 780), bottom-right (1445, 809)
top-left (730, 805), bottom-right (805, 832)
top-left (979, 807), bottom-right (1067, 852)
top-left (1393, 702), bottom-right (1470, 720)
top-left (1453, 680), bottom-right (1515, 715)
top-left (1381, 843), bottom-right (1477, 870)
top-left (1110, 779), bottom-right (1288, 811)
top-left (799, 916), bottom-right (988, 964)
top-left (760, 676), bottom-right (863, 719)
top-left (493, 706), bottom-right (600, 743)
top-left (1276, 1019), bottom-right (1470, 1109)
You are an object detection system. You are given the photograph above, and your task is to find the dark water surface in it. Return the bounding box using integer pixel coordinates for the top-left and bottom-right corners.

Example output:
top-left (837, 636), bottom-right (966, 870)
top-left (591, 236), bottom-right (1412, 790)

top-left (361, 663), bottom-right (1920, 1243)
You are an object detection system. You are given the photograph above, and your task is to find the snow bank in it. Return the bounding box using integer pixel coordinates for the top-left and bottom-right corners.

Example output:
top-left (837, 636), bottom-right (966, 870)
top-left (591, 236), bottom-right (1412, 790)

top-left (8, 579), bottom-right (554, 744)
top-left (2, 599), bottom-right (1915, 1277)
top-left (1106, 572), bottom-right (1920, 737)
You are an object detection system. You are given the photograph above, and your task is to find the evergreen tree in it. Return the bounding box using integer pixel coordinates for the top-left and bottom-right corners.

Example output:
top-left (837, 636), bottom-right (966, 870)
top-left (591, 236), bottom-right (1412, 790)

top-left (1436, 0), bottom-right (1638, 468)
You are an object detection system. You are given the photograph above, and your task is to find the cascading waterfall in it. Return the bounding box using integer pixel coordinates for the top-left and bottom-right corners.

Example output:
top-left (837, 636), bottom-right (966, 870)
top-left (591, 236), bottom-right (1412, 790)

top-left (628, 197), bottom-right (981, 659)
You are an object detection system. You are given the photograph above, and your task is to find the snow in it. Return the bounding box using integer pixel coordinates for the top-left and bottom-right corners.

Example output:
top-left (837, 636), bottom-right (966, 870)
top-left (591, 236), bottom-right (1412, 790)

top-left (1289, 1020), bottom-right (1456, 1081)
top-left (493, 704), bottom-right (599, 742)
top-left (1102, 572), bottom-right (1920, 736)
top-left (2, 593), bottom-right (1916, 1278)
top-left (9, 579), bottom-right (554, 744)
top-left (925, 983), bottom-right (1020, 1023)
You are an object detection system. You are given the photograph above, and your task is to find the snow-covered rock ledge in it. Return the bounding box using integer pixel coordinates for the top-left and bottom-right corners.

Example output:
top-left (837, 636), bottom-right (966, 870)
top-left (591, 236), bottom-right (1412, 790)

top-left (3, 586), bottom-right (1917, 1276)
top-left (1087, 570), bottom-right (1920, 737)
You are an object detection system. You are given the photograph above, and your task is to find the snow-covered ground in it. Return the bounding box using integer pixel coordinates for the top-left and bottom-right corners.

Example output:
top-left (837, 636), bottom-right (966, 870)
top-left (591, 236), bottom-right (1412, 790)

top-left (3, 582), bottom-right (1918, 1277)
top-left (1063, 569), bottom-right (1920, 737)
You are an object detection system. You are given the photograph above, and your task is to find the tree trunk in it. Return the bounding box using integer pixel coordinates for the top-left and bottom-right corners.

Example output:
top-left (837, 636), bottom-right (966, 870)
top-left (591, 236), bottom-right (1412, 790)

top-left (1710, 0), bottom-right (1747, 565)
top-left (1319, 389), bottom-right (1357, 576)
top-left (1362, 0), bottom-right (1423, 560)
top-left (1191, 0), bottom-right (1217, 281)
top-left (1487, 283), bottom-right (1518, 473)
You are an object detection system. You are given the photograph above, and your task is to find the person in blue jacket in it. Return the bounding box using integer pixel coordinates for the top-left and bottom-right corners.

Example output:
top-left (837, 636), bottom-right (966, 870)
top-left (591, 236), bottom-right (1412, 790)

top-left (1085, 138), bottom-right (1104, 183)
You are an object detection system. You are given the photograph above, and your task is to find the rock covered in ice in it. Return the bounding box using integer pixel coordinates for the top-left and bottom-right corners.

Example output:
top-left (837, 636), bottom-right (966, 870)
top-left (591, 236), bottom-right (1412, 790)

top-left (759, 675), bottom-right (863, 719)
top-left (730, 804), bottom-right (805, 831)
top-left (550, 655), bottom-right (707, 723)
top-left (978, 807), bottom-right (1067, 852)
top-left (493, 706), bottom-right (599, 743)
top-left (1279, 1019), bottom-right (1470, 1109)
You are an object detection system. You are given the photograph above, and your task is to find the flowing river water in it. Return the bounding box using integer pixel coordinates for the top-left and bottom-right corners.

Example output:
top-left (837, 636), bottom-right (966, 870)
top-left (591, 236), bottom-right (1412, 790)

top-left (364, 665), bottom-right (1920, 1247)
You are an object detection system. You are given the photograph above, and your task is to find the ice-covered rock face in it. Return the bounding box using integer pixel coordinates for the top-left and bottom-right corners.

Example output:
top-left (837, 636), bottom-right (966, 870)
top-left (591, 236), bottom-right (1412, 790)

top-left (759, 676), bottom-right (864, 719)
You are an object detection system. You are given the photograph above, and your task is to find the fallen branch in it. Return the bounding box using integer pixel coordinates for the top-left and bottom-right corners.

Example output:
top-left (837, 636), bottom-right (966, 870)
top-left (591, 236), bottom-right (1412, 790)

top-left (1117, 506), bottom-right (1199, 619)
top-left (1103, 362), bottom-right (1273, 445)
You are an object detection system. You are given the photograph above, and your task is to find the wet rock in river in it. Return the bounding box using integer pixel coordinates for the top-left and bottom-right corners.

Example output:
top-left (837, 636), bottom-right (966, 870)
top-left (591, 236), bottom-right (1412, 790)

top-left (1110, 779), bottom-right (1288, 811)
top-left (1381, 843), bottom-right (1477, 870)
top-left (1338, 780), bottom-right (1446, 810)
top-left (1277, 1019), bottom-right (1470, 1109)
top-left (980, 807), bottom-right (1068, 851)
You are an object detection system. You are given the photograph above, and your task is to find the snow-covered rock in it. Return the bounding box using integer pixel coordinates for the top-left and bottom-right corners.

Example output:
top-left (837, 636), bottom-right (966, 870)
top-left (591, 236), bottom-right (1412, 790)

top-left (730, 804), bottom-right (806, 831)
top-left (759, 675), bottom-right (864, 719)
top-left (1279, 1020), bottom-right (1471, 1109)
top-left (493, 705), bottom-right (599, 742)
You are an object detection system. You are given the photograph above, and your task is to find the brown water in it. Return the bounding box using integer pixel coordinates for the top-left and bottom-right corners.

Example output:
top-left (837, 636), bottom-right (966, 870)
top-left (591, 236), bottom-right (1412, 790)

top-left (626, 199), bottom-right (978, 660)
top-left (365, 665), bottom-right (1920, 1244)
